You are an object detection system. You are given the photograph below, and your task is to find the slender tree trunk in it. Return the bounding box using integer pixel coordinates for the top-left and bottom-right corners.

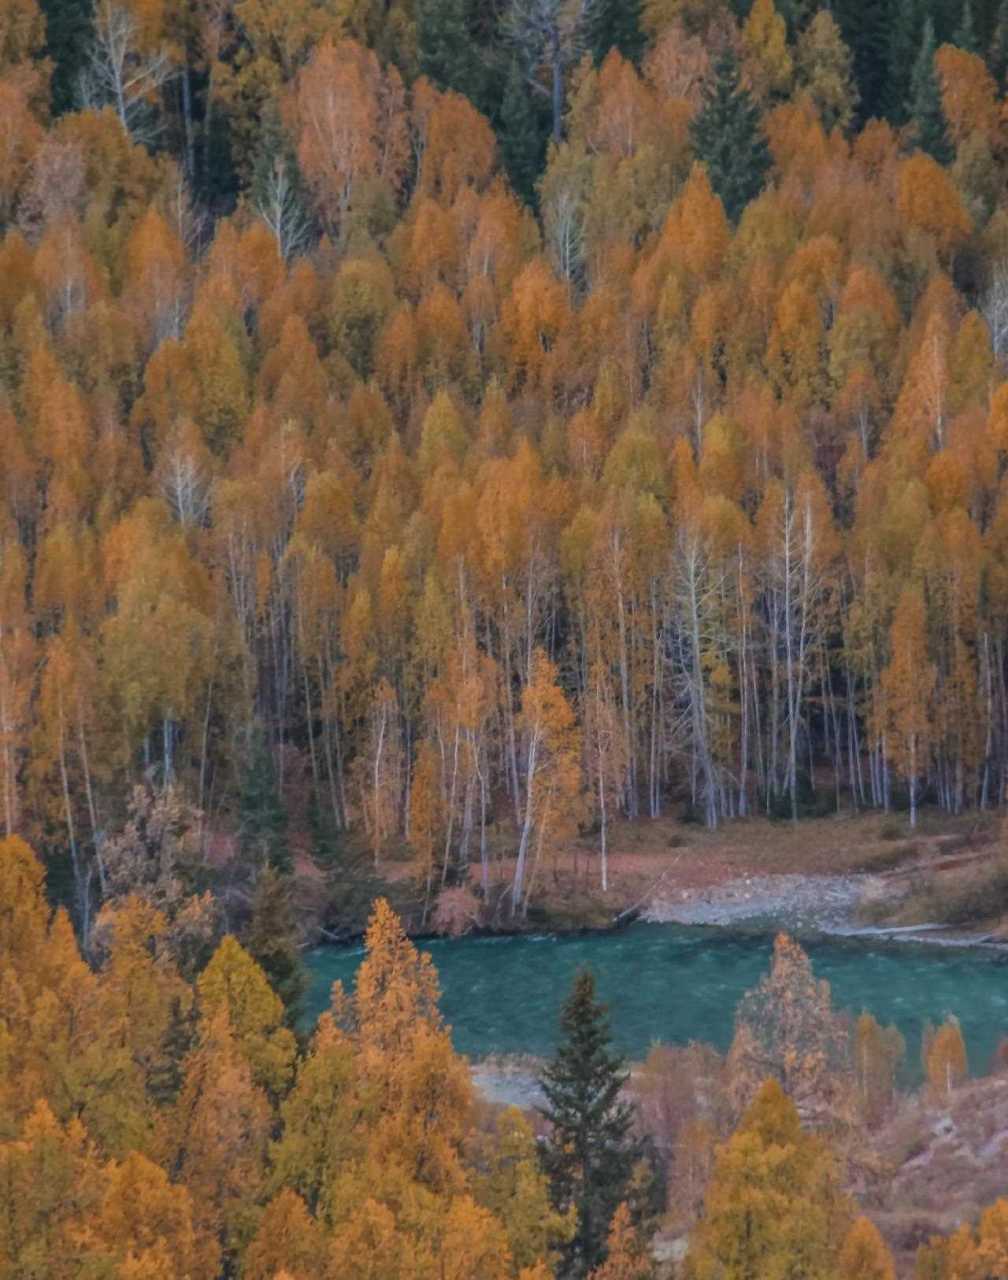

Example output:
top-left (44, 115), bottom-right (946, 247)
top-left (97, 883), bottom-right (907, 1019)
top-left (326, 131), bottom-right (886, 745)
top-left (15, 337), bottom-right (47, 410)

top-left (512, 730), bottom-right (539, 916)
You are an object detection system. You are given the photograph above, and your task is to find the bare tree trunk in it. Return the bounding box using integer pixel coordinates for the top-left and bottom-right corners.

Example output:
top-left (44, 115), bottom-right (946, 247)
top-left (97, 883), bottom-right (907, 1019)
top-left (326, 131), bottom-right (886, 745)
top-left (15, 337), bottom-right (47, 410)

top-left (512, 730), bottom-right (539, 916)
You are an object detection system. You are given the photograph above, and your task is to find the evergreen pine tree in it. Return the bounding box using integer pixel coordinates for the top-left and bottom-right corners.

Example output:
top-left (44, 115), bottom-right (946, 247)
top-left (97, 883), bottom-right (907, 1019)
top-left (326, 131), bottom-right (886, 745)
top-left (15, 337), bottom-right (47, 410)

top-left (540, 970), bottom-right (645, 1277)
top-left (245, 867), bottom-right (307, 1029)
top-left (773, 0), bottom-right (814, 37)
top-left (417, 0), bottom-right (481, 98)
top-left (41, 0), bottom-right (95, 115)
top-left (689, 50), bottom-right (771, 224)
top-left (586, 0), bottom-right (646, 66)
top-left (885, 0), bottom-right (922, 122)
top-left (238, 723), bottom-right (289, 873)
top-left (953, 0), bottom-right (979, 51)
top-left (907, 17), bottom-right (953, 163)
top-left (991, 0), bottom-right (1008, 85)
top-left (499, 57), bottom-right (548, 205)
top-left (832, 0), bottom-right (891, 122)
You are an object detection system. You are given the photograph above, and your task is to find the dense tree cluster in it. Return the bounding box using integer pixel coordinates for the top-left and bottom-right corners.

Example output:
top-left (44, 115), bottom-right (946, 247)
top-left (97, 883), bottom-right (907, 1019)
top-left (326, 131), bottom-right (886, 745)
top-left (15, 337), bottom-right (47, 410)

top-left (0, 838), bottom-right (575, 1277)
top-left (7, 0), bottom-right (1008, 934)
top-left (4, 836), bottom-right (1005, 1278)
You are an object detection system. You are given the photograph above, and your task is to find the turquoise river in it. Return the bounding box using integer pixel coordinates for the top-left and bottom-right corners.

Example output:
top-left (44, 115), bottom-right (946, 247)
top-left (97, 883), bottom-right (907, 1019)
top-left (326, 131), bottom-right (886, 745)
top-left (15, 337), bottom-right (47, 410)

top-left (304, 923), bottom-right (1008, 1073)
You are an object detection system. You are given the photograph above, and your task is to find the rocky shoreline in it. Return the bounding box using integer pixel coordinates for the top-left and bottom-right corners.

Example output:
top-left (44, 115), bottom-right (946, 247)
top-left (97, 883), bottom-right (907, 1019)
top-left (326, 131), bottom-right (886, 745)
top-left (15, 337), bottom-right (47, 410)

top-left (644, 870), bottom-right (1008, 949)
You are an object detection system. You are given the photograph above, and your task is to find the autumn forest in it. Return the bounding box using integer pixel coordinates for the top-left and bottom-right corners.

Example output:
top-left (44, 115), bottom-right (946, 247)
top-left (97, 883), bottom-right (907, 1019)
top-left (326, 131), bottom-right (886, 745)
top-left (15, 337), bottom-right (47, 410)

top-left (3, 0), bottom-right (1008, 1272)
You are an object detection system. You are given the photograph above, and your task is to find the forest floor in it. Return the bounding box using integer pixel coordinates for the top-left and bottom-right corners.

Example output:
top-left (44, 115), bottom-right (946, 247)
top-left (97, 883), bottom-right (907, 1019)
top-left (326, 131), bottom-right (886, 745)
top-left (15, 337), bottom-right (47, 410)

top-left (296, 805), bottom-right (1008, 943)
top-left (482, 808), bottom-right (1008, 944)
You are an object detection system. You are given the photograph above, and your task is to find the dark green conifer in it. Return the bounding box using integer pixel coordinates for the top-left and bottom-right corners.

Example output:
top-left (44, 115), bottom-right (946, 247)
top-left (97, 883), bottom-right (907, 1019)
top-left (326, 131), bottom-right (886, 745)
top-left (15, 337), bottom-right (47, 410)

top-left (689, 49), bottom-right (771, 224)
top-left (885, 0), bottom-right (923, 122)
top-left (908, 17), bottom-right (953, 163)
top-left (539, 969), bottom-right (645, 1276)
top-left (40, 0), bottom-right (94, 115)
top-left (586, 0), bottom-right (646, 66)
top-left (953, 0), bottom-right (979, 51)
top-left (832, 0), bottom-right (891, 122)
top-left (499, 57), bottom-right (548, 205)
top-left (991, 0), bottom-right (1008, 84)
top-left (417, 0), bottom-right (481, 98)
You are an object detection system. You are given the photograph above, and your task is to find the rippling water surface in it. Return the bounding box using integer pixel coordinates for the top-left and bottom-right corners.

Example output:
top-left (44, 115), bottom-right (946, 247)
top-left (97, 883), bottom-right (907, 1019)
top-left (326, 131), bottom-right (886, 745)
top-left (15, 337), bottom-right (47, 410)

top-left (304, 924), bottom-right (1008, 1074)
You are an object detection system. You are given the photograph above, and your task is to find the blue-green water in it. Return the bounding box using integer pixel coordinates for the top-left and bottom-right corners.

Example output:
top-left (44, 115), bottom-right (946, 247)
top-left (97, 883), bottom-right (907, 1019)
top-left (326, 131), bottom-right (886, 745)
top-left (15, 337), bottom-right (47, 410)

top-left (304, 924), bottom-right (1008, 1073)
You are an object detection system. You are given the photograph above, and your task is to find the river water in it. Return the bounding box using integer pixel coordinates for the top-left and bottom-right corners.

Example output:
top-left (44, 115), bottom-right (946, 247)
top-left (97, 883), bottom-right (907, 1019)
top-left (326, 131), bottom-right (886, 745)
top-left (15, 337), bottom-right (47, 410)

top-left (303, 923), bottom-right (1008, 1074)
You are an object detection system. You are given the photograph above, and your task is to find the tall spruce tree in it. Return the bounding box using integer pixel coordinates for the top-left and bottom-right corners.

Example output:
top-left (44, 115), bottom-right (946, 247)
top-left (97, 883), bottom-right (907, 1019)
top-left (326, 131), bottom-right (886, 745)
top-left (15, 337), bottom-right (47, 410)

top-left (500, 56), bottom-right (548, 204)
top-left (991, 0), bottom-right (1008, 84)
top-left (833, 0), bottom-right (890, 122)
top-left (885, 0), bottom-right (922, 122)
top-left (586, 0), bottom-right (646, 65)
top-left (907, 17), bottom-right (953, 163)
top-left (540, 970), bottom-right (644, 1276)
top-left (690, 49), bottom-right (771, 224)
top-left (40, 0), bottom-right (95, 115)
top-left (418, 0), bottom-right (481, 98)
top-left (953, 0), bottom-right (979, 51)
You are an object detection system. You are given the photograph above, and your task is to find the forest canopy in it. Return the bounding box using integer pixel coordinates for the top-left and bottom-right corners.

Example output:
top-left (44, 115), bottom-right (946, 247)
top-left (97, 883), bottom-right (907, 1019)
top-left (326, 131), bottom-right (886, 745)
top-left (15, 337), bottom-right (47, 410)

top-left (3, 0), bottom-right (1008, 928)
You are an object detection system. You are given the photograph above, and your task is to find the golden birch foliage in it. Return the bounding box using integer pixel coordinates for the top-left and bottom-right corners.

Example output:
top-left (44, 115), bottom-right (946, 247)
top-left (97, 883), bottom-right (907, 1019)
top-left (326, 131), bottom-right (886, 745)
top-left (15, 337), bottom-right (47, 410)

top-left (897, 154), bottom-right (972, 262)
top-left (924, 1018), bottom-right (968, 1099)
top-left (354, 676), bottom-right (403, 868)
top-left (644, 21), bottom-right (709, 108)
top-left (880, 585), bottom-right (935, 803)
top-left (418, 388), bottom-right (468, 477)
top-left (686, 1080), bottom-right (851, 1280)
top-left (838, 1217), bottom-right (895, 1280)
top-left (434, 1194), bottom-right (514, 1280)
top-left (766, 277), bottom-right (826, 409)
top-left (346, 901), bottom-right (473, 1204)
top-left (0, 1101), bottom-right (100, 1277)
top-left (412, 80), bottom-right (496, 204)
top-left (293, 38), bottom-right (407, 245)
top-left (269, 1012), bottom-right (358, 1216)
top-left (354, 896), bottom-right (442, 1050)
top-left (0, 542), bottom-right (31, 841)
top-left (917, 1199), bottom-right (1008, 1280)
top-left (328, 255), bottom-right (396, 381)
top-left (242, 1189), bottom-right (323, 1280)
top-left (94, 896), bottom-right (193, 1102)
top-left (589, 1203), bottom-right (653, 1280)
top-left (472, 1107), bottom-right (575, 1273)
top-left (76, 1149), bottom-right (218, 1280)
top-left (741, 0), bottom-right (793, 103)
top-left (0, 78), bottom-right (42, 222)
top-left (0, 0), bottom-right (45, 71)
top-left (728, 934), bottom-right (852, 1128)
top-left (257, 312), bottom-right (328, 430)
top-left (123, 204), bottom-right (188, 348)
top-left (196, 933), bottom-right (297, 1098)
top-left (0, 833), bottom-right (47, 980)
top-left (795, 10), bottom-right (858, 132)
top-left (23, 907), bottom-right (153, 1157)
top-left (163, 1010), bottom-right (271, 1263)
top-left (519, 650), bottom-right (584, 843)
top-left (934, 45), bottom-right (1000, 147)
top-left (325, 1198), bottom-right (419, 1280)
top-left (498, 257), bottom-right (571, 391)
top-left (852, 1013), bottom-right (904, 1127)
top-left (409, 737), bottom-right (444, 902)
top-left (673, 163), bottom-right (730, 283)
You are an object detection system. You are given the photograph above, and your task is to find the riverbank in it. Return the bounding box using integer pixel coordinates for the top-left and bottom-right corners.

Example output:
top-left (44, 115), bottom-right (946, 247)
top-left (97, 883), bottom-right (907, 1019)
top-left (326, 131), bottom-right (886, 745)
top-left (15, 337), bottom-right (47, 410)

top-left (299, 809), bottom-right (1008, 948)
top-left (644, 867), bottom-right (1008, 948)
top-left (513, 810), bottom-right (1007, 947)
